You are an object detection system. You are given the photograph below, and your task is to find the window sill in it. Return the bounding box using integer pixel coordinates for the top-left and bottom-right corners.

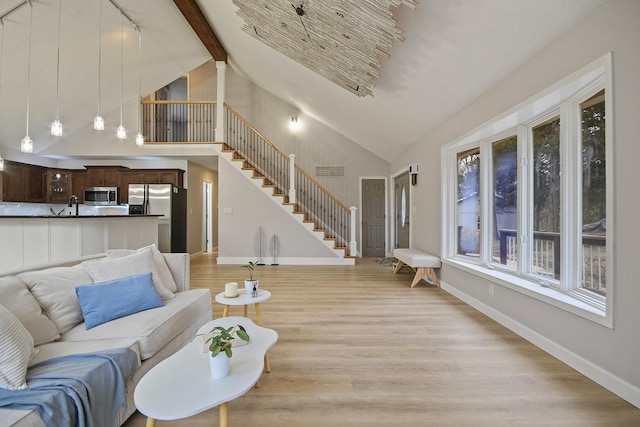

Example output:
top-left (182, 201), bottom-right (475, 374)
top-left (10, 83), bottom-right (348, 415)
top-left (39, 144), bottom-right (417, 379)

top-left (443, 257), bottom-right (612, 328)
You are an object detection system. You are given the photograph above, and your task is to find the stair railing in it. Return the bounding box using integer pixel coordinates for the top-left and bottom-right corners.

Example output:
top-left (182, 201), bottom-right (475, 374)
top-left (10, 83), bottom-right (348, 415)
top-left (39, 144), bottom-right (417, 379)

top-left (141, 99), bottom-right (354, 252)
top-left (224, 104), bottom-right (352, 250)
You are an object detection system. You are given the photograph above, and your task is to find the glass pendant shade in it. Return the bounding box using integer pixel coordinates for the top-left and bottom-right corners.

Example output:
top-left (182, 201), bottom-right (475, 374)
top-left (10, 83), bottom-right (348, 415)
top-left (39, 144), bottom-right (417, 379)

top-left (51, 119), bottom-right (63, 136)
top-left (21, 136), bottom-right (33, 153)
top-left (93, 114), bottom-right (105, 130)
top-left (116, 125), bottom-right (126, 140)
top-left (135, 132), bottom-right (144, 146)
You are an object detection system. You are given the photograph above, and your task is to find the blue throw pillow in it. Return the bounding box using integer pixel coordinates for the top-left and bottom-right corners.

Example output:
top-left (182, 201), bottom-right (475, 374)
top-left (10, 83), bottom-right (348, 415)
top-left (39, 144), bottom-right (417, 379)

top-left (76, 272), bottom-right (163, 330)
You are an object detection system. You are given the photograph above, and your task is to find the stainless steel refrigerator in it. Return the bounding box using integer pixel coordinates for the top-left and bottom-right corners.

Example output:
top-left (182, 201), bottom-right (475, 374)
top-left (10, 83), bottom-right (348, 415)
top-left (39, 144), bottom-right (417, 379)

top-left (128, 184), bottom-right (187, 253)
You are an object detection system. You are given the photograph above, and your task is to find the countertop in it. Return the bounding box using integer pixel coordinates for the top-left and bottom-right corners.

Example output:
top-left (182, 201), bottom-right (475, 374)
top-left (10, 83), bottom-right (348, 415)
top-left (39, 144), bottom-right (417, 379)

top-left (0, 215), bottom-right (163, 218)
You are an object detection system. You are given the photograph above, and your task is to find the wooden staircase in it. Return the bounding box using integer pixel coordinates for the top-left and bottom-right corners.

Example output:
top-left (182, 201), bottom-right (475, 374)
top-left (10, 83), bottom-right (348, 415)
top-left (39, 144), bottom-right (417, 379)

top-left (216, 142), bottom-right (355, 262)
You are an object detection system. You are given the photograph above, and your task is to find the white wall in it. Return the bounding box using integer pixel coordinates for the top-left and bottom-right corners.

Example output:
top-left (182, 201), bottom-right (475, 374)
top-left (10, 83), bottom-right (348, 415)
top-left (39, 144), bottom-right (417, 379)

top-left (217, 158), bottom-right (345, 264)
top-left (189, 61), bottom-right (391, 209)
top-left (391, 0), bottom-right (640, 406)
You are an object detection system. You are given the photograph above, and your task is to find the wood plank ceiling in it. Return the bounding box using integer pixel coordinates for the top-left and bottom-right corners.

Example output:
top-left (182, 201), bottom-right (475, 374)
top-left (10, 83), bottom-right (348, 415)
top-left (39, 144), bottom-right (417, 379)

top-left (232, 0), bottom-right (417, 97)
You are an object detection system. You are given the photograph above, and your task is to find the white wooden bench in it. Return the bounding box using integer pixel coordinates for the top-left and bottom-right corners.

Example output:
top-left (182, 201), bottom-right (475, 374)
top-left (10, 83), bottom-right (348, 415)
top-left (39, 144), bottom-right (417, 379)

top-left (393, 248), bottom-right (441, 288)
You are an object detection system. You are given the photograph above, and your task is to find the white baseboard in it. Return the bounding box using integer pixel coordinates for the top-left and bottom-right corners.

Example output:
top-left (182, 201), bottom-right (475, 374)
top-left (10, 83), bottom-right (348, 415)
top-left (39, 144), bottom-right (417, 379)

top-left (216, 256), bottom-right (355, 266)
top-left (441, 280), bottom-right (640, 409)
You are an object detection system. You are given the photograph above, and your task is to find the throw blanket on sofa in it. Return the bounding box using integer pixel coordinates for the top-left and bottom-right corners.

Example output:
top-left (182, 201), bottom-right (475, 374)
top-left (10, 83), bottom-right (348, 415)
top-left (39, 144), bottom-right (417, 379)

top-left (0, 348), bottom-right (138, 427)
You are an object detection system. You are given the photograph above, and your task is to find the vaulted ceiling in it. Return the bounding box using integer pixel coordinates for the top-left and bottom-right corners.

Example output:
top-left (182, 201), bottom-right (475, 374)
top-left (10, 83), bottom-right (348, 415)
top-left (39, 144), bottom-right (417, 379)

top-left (0, 0), bottom-right (605, 163)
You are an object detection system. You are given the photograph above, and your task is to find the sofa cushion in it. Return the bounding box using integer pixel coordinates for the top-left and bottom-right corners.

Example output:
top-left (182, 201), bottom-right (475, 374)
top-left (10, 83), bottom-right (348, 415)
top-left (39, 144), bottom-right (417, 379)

top-left (61, 289), bottom-right (211, 360)
top-left (29, 338), bottom-right (141, 367)
top-left (76, 272), bottom-right (164, 329)
top-left (108, 244), bottom-right (178, 293)
top-left (17, 266), bottom-right (93, 334)
top-left (0, 277), bottom-right (60, 345)
top-left (0, 304), bottom-right (35, 390)
top-left (81, 247), bottom-right (175, 300)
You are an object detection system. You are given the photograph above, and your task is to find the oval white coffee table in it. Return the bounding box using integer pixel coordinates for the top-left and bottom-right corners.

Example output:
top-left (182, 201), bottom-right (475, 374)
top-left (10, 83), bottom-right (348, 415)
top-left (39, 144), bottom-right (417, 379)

top-left (134, 316), bottom-right (277, 427)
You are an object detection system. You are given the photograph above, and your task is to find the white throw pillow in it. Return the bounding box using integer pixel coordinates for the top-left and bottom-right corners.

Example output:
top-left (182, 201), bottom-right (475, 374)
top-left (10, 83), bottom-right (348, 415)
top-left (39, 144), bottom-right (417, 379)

top-left (0, 303), bottom-right (35, 390)
top-left (0, 277), bottom-right (61, 345)
top-left (17, 267), bottom-right (94, 334)
top-left (107, 244), bottom-right (178, 293)
top-left (81, 247), bottom-right (174, 299)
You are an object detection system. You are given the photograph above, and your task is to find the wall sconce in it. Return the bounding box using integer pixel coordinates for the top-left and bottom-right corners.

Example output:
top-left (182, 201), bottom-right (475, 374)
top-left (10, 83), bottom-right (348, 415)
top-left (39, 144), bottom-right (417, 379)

top-left (409, 163), bottom-right (419, 185)
top-left (0, 156), bottom-right (4, 172)
top-left (289, 116), bottom-right (301, 132)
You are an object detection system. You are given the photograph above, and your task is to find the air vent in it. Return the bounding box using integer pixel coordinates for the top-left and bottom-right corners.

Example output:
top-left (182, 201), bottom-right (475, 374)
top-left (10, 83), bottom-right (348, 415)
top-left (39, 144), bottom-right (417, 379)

top-left (316, 166), bottom-right (344, 177)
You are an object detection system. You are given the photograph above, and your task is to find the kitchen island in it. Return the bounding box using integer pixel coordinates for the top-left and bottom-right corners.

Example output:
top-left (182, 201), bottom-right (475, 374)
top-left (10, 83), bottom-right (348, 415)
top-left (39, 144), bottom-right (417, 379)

top-left (0, 215), bottom-right (160, 274)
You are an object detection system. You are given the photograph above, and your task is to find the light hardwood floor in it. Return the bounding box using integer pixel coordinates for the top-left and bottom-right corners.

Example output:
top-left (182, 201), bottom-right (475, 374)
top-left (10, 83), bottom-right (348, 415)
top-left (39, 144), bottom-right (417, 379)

top-left (124, 255), bottom-right (640, 427)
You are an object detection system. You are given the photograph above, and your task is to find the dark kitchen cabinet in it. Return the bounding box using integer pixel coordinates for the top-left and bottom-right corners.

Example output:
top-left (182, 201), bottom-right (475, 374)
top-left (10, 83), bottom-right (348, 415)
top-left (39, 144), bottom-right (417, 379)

top-left (71, 170), bottom-right (87, 203)
top-left (46, 169), bottom-right (72, 203)
top-left (85, 166), bottom-right (125, 188)
top-left (1, 161), bottom-right (46, 202)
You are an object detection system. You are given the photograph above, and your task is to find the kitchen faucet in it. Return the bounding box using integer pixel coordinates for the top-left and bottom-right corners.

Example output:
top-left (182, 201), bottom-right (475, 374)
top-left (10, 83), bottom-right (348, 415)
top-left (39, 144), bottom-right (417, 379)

top-left (68, 195), bottom-right (79, 216)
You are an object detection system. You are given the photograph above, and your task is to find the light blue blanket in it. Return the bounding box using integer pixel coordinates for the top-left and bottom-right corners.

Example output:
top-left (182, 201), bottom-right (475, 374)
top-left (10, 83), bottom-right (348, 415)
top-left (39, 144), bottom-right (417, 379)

top-left (0, 348), bottom-right (138, 427)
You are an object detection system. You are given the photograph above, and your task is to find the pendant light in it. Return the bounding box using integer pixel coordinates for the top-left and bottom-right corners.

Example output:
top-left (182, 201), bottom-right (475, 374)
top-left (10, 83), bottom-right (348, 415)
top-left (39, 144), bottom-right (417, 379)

top-left (21, 0), bottom-right (33, 153)
top-left (50, 0), bottom-right (63, 136)
top-left (116, 14), bottom-right (126, 140)
top-left (93, 0), bottom-right (104, 130)
top-left (135, 28), bottom-right (144, 146)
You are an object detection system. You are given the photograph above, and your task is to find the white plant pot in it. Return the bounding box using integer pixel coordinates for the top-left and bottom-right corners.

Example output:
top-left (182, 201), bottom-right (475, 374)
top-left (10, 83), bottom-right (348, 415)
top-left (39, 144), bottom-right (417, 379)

top-left (209, 352), bottom-right (230, 379)
top-left (244, 279), bottom-right (259, 294)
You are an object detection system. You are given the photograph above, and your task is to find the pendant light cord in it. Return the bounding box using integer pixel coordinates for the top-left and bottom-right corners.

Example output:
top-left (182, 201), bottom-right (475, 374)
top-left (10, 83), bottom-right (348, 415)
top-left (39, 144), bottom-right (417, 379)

top-left (0, 20), bottom-right (4, 98)
top-left (120, 14), bottom-right (124, 126)
top-left (25, 0), bottom-right (33, 137)
top-left (55, 0), bottom-right (61, 120)
top-left (97, 0), bottom-right (102, 116)
top-left (137, 29), bottom-right (142, 133)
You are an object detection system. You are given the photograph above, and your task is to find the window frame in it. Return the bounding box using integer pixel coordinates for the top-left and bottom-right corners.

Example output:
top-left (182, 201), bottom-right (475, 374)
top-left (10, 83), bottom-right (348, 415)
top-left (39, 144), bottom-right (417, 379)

top-left (441, 53), bottom-right (613, 328)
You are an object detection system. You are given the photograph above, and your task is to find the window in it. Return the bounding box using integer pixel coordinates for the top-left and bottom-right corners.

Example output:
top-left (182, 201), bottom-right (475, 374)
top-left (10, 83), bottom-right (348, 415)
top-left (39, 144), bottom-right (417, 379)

top-left (580, 90), bottom-right (606, 296)
top-left (442, 54), bottom-right (612, 326)
top-left (492, 135), bottom-right (518, 270)
top-left (531, 116), bottom-right (561, 282)
top-left (457, 148), bottom-right (480, 256)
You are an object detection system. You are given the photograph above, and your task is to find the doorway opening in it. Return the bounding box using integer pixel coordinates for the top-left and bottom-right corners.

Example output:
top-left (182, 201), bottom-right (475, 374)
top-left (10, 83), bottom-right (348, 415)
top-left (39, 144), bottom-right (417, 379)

top-left (154, 75), bottom-right (189, 142)
top-left (202, 181), bottom-right (213, 253)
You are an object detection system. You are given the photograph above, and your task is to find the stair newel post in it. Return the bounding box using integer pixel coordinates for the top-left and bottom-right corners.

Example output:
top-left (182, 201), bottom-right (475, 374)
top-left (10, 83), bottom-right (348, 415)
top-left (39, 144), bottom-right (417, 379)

top-left (350, 206), bottom-right (357, 256)
top-left (289, 154), bottom-right (296, 204)
top-left (215, 61), bottom-right (226, 142)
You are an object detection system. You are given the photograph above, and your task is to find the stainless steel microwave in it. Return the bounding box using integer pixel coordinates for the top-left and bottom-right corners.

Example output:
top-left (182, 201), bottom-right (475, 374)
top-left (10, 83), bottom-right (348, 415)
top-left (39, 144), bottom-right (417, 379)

top-left (83, 187), bottom-right (119, 206)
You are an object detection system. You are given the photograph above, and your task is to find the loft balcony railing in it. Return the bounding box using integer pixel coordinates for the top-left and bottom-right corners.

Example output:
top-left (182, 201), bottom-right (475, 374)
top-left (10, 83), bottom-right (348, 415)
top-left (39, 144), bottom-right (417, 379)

top-left (142, 100), bottom-right (217, 143)
top-left (141, 99), bottom-right (354, 253)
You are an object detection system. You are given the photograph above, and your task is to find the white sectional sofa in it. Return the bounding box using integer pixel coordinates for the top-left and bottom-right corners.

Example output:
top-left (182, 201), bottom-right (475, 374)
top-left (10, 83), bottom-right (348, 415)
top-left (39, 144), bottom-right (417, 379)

top-left (0, 246), bottom-right (212, 427)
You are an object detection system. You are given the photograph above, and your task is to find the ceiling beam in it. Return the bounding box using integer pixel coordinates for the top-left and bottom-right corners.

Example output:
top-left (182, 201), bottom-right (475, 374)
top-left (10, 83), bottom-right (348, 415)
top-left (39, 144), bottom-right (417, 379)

top-left (173, 0), bottom-right (227, 62)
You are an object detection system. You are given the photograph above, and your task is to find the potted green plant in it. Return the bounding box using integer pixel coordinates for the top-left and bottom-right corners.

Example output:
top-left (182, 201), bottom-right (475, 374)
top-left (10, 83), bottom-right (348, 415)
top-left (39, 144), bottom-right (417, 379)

top-left (206, 324), bottom-right (250, 379)
top-left (242, 261), bottom-right (259, 295)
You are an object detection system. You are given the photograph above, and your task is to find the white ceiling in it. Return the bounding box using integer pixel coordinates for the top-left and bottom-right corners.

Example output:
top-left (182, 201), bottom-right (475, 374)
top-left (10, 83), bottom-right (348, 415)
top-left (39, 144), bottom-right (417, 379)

top-left (203, 0), bottom-right (605, 161)
top-left (0, 0), bottom-right (210, 158)
top-left (0, 0), bottom-right (605, 164)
